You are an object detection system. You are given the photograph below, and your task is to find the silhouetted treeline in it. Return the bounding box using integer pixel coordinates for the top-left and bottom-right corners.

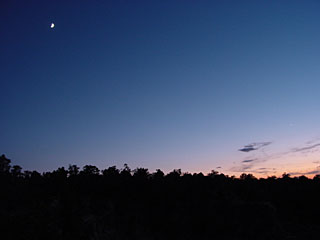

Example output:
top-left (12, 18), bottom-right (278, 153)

top-left (1, 154), bottom-right (320, 240)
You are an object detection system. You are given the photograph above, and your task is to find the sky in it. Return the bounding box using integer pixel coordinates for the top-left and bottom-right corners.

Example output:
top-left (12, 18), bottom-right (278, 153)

top-left (1, 0), bottom-right (320, 177)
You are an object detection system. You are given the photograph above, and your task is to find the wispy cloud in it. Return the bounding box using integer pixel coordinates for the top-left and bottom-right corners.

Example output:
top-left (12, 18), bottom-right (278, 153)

top-left (232, 142), bottom-right (273, 173)
top-left (253, 167), bottom-right (277, 175)
top-left (233, 165), bottom-right (253, 171)
top-left (239, 142), bottom-right (272, 152)
top-left (242, 138), bottom-right (320, 162)
top-left (230, 164), bottom-right (276, 174)
top-left (230, 156), bottom-right (275, 174)
top-left (289, 166), bottom-right (320, 176)
top-left (242, 159), bottom-right (256, 163)
top-left (291, 143), bottom-right (320, 153)
top-left (239, 146), bottom-right (256, 152)
top-left (231, 137), bottom-right (320, 176)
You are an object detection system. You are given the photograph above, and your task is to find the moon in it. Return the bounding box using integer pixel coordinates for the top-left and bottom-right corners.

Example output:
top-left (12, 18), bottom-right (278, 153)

top-left (50, 23), bottom-right (55, 29)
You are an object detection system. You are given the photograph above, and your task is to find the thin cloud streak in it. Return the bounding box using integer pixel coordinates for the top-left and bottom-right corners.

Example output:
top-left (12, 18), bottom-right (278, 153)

top-left (239, 142), bottom-right (272, 153)
top-left (289, 166), bottom-right (320, 176)
top-left (231, 138), bottom-right (320, 176)
top-left (242, 159), bottom-right (256, 163)
top-left (291, 143), bottom-right (320, 153)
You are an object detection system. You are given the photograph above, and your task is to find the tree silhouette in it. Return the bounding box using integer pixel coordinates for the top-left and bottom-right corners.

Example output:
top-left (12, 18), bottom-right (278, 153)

top-left (166, 169), bottom-right (181, 180)
top-left (133, 168), bottom-right (149, 179)
top-left (152, 169), bottom-right (164, 180)
top-left (10, 165), bottom-right (22, 177)
top-left (120, 163), bottom-right (131, 178)
top-left (81, 165), bottom-right (100, 175)
top-left (2, 154), bottom-right (320, 240)
top-left (0, 154), bottom-right (11, 173)
top-left (102, 166), bottom-right (119, 178)
top-left (68, 164), bottom-right (80, 176)
top-left (240, 173), bottom-right (256, 180)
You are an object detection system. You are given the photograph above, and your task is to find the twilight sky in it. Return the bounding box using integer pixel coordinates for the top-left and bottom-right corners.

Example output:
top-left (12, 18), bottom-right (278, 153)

top-left (1, 0), bottom-right (320, 177)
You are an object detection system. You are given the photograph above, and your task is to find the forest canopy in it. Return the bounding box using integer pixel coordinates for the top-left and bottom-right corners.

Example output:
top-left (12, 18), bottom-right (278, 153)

top-left (1, 154), bottom-right (320, 240)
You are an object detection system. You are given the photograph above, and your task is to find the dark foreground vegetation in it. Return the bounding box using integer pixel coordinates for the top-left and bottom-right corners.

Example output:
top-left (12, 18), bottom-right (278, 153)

top-left (1, 154), bottom-right (320, 240)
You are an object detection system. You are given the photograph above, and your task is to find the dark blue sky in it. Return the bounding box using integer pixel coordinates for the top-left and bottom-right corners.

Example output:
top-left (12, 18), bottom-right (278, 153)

top-left (1, 0), bottom-right (320, 176)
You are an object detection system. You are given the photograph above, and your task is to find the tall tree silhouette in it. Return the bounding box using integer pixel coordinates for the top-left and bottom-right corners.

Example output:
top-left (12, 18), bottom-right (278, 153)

top-left (0, 154), bottom-right (11, 173)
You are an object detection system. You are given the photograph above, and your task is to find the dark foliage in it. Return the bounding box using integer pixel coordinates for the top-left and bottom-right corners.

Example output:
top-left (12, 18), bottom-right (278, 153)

top-left (1, 154), bottom-right (320, 240)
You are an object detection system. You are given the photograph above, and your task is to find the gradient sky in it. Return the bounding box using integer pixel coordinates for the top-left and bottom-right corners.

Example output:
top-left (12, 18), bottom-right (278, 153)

top-left (1, 0), bottom-right (320, 176)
